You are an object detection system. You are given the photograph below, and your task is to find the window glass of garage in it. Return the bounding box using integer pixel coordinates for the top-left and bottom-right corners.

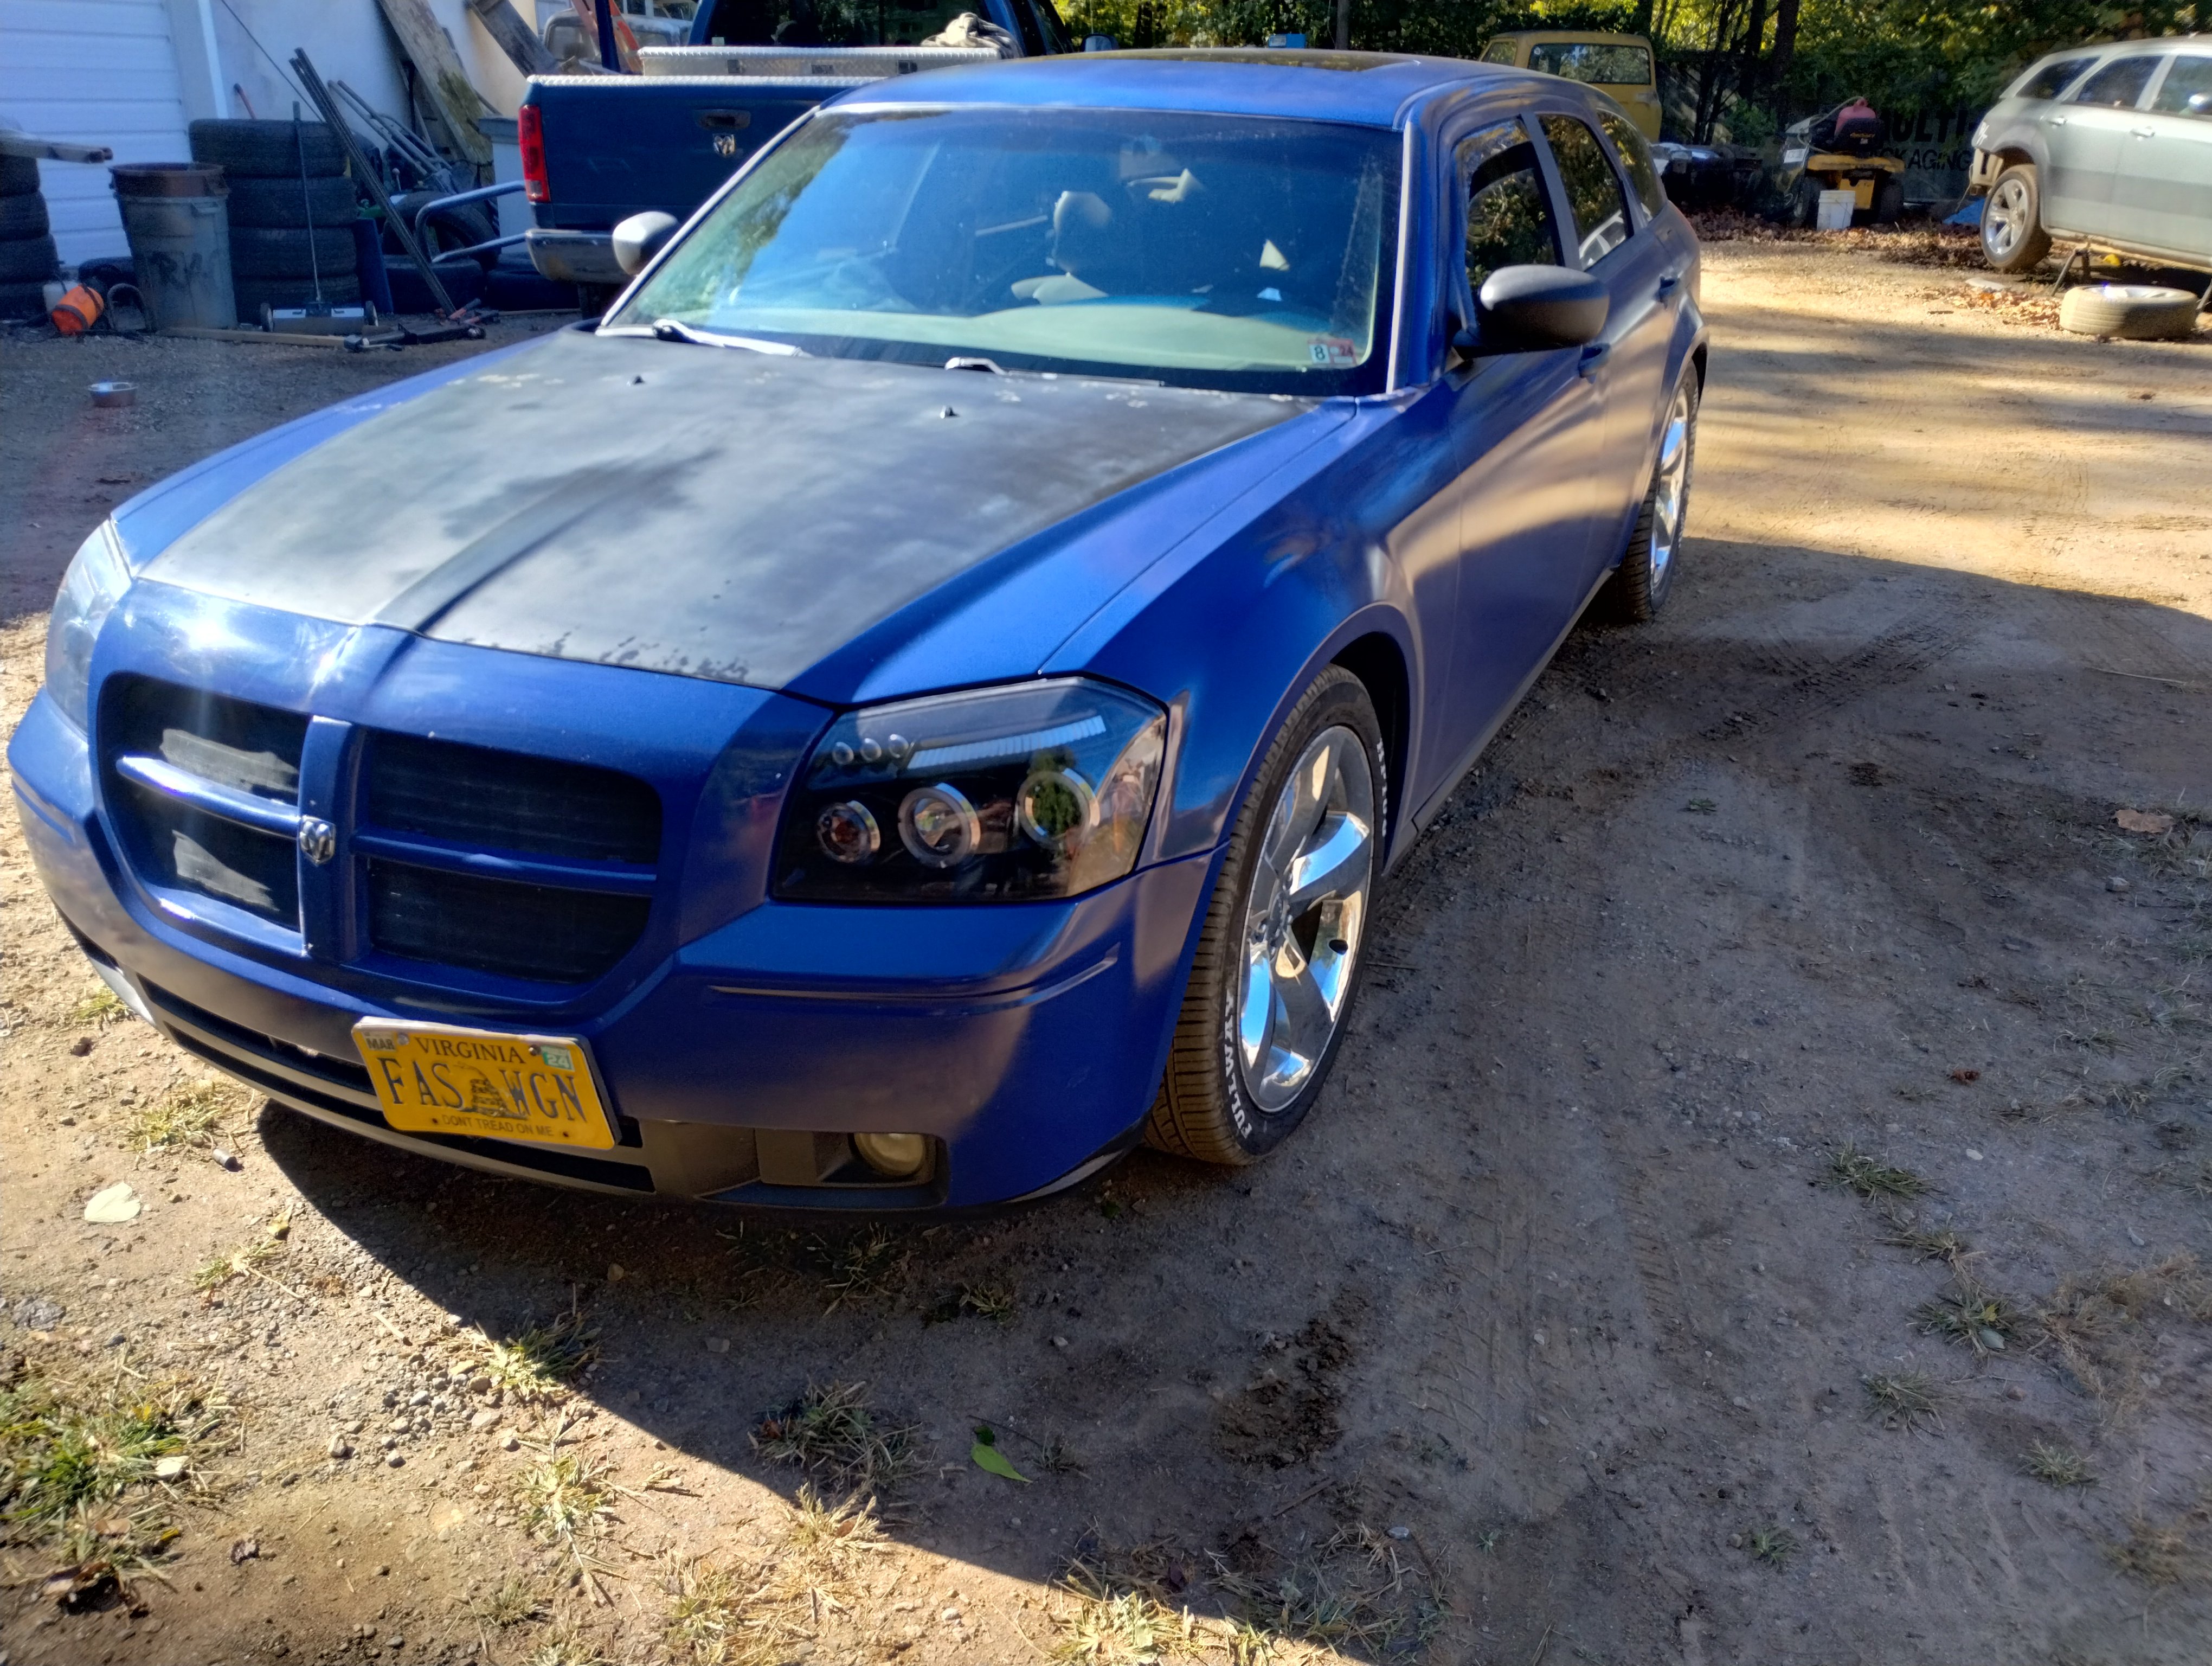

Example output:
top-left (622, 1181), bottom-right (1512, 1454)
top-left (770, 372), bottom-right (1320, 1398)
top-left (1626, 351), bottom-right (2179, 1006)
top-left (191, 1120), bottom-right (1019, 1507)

top-left (1597, 109), bottom-right (1664, 220)
top-left (2071, 54), bottom-right (2162, 108)
top-left (1539, 114), bottom-right (1631, 266)
top-left (1528, 42), bottom-right (1652, 87)
top-left (2153, 54), bottom-right (2212, 115)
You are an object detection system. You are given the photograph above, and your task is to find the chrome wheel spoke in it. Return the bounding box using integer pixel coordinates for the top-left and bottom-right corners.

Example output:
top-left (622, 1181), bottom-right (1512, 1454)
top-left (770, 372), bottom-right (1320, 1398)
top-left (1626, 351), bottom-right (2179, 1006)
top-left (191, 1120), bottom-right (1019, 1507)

top-left (1233, 723), bottom-right (1375, 1114)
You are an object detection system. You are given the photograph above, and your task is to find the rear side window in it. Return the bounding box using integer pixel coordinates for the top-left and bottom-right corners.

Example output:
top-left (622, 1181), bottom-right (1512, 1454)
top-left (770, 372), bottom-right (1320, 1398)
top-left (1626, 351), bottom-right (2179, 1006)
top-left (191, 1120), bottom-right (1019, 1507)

top-left (1598, 110), bottom-right (1664, 220)
top-left (1539, 114), bottom-right (1631, 267)
top-left (2153, 54), bottom-right (2212, 116)
top-left (2016, 56), bottom-right (2094, 99)
top-left (1461, 120), bottom-right (1560, 291)
top-left (2072, 54), bottom-right (2161, 108)
top-left (1529, 42), bottom-right (1652, 86)
top-left (1481, 39), bottom-right (1519, 65)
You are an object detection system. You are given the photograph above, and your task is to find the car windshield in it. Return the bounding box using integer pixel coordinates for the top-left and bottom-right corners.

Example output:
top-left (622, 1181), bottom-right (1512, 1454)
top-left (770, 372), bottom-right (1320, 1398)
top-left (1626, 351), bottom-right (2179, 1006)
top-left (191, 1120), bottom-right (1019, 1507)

top-left (607, 106), bottom-right (1402, 395)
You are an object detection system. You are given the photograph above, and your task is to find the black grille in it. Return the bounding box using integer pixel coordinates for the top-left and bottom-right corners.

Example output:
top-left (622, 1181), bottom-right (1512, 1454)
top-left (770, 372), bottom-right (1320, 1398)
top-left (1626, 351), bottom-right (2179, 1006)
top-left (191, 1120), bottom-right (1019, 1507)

top-left (367, 859), bottom-right (651, 985)
top-left (100, 677), bottom-right (306, 923)
top-left (365, 732), bottom-right (660, 864)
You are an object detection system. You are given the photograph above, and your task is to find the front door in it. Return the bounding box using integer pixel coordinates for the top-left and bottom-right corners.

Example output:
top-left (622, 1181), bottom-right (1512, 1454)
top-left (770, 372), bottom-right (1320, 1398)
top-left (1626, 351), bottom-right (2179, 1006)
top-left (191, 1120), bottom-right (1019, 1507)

top-left (2047, 53), bottom-right (2164, 235)
top-left (2123, 52), bottom-right (2212, 261)
top-left (1409, 116), bottom-right (1606, 822)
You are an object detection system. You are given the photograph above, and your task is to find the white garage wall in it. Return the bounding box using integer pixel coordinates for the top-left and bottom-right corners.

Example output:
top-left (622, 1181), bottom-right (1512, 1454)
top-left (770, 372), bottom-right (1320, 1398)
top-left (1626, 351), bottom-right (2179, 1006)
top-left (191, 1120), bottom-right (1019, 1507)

top-left (0, 0), bottom-right (532, 267)
top-left (0, 0), bottom-right (194, 265)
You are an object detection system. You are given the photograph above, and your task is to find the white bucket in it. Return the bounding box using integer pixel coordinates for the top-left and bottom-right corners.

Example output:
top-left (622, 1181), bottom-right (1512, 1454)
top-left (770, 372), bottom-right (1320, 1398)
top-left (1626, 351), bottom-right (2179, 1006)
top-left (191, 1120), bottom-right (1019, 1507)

top-left (1816, 189), bottom-right (1857, 232)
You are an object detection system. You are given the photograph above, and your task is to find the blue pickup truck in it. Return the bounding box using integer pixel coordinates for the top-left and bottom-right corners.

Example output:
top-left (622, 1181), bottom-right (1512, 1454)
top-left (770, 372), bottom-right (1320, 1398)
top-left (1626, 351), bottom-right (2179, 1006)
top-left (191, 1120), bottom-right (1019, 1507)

top-left (522, 0), bottom-right (1076, 302)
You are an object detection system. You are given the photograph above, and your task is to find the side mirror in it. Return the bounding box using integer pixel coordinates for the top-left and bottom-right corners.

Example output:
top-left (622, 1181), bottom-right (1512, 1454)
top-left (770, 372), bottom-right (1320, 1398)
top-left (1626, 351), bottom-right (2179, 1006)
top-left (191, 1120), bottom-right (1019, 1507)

top-left (1474, 265), bottom-right (1608, 353)
top-left (612, 211), bottom-right (680, 278)
top-left (2190, 91), bottom-right (2212, 115)
top-left (1083, 34), bottom-right (1117, 50)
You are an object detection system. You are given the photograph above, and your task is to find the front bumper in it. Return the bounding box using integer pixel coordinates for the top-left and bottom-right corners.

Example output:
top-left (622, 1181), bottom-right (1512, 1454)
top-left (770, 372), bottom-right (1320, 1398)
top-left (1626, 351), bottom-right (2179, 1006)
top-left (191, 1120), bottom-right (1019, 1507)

top-left (11, 626), bottom-right (1216, 1210)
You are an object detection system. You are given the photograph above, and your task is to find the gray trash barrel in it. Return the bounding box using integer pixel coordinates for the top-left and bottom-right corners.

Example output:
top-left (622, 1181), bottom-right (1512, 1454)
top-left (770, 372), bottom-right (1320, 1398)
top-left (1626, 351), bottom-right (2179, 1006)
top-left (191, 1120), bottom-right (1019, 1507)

top-left (111, 162), bottom-right (235, 330)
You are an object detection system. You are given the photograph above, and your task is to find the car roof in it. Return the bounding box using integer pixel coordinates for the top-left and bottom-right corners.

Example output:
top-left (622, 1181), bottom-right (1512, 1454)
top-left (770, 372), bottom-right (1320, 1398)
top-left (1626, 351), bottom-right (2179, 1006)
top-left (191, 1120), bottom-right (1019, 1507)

top-left (835, 49), bottom-right (1542, 130)
top-left (1486, 30), bottom-right (1652, 46)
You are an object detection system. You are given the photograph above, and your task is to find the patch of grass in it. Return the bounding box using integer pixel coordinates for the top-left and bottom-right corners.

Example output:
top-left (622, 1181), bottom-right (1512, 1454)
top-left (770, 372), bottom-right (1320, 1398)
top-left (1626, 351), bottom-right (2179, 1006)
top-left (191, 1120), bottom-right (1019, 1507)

top-left (959, 1282), bottom-right (1019, 1326)
top-left (527, 1629), bottom-right (609, 1666)
top-left (128, 1081), bottom-right (244, 1154)
top-left (1052, 1580), bottom-right (1188, 1663)
top-left (475, 1574), bottom-right (549, 1627)
top-left (2040, 1254), bottom-right (2212, 1404)
top-left (812, 1226), bottom-right (908, 1315)
top-left (69, 985), bottom-right (125, 1027)
top-left (472, 1311), bottom-right (597, 1404)
top-left (750, 1382), bottom-right (917, 1492)
top-left (1828, 1144), bottom-right (1929, 1200)
top-left (1211, 1523), bottom-right (1445, 1659)
top-left (1685, 797), bottom-right (1716, 815)
top-left (519, 1449), bottom-right (615, 1559)
top-left (1036, 1433), bottom-right (1086, 1476)
top-left (1744, 1525), bottom-right (1798, 1568)
top-left (1917, 1286), bottom-right (2018, 1355)
top-left (2175, 1158), bottom-right (2212, 1201)
top-left (0, 1369), bottom-right (228, 1538)
top-left (191, 1210), bottom-right (291, 1293)
top-left (2106, 1516), bottom-right (2212, 1587)
top-left (664, 1487), bottom-right (892, 1666)
top-left (2025, 1441), bottom-right (2094, 1488)
top-left (1882, 1223), bottom-right (1972, 1268)
top-left (1861, 1372), bottom-right (1940, 1430)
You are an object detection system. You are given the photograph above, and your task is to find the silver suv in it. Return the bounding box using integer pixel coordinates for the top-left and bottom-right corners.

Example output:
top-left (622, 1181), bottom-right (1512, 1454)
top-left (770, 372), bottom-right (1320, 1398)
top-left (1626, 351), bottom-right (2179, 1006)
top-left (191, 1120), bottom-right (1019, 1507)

top-left (1970, 35), bottom-right (2212, 273)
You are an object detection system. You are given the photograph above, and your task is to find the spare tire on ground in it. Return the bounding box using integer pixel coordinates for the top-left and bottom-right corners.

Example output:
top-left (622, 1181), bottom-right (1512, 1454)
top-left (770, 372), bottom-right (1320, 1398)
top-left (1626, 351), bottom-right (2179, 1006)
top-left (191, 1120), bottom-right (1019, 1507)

top-left (0, 194), bottom-right (49, 238)
top-left (227, 174), bottom-right (356, 229)
top-left (229, 225), bottom-right (359, 280)
top-left (0, 233), bottom-right (59, 284)
top-left (234, 273), bottom-right (364, 319)
top-left (0, 155), bottom-right (38, 196)
top-left (0, 279), bottom-right (49, 319)
top-left (188, 118), bottom-right (345, 179)
top-left (382, 253), bottom-right (486, 313)
top-left (2058, 283), bottom-right (2203, 342)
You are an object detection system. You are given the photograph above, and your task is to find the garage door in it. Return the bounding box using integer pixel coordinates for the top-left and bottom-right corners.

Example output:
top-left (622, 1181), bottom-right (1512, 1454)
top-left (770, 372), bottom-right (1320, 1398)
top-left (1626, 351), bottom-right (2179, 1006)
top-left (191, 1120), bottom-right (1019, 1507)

top-left (0, 0), bottom-right (192, 266)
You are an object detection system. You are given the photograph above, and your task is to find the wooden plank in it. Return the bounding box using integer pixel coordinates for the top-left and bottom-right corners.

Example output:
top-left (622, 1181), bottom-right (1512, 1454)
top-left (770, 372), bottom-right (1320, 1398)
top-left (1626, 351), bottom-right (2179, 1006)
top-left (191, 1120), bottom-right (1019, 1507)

top-left (0, 134), bottom-right (115, 163)
top-left (464, 0), bottom-right (557, 76)
top-left (374, 0), bottom-right (495, 166)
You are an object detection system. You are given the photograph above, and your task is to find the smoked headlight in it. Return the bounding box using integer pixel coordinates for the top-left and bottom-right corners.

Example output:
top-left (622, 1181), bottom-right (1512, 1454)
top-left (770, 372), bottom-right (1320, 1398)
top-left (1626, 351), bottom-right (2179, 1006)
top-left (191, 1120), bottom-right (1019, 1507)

top-left (775, 677), bottom-right (1166, 903)
top-left (44, 520), bottom-right (130, 733)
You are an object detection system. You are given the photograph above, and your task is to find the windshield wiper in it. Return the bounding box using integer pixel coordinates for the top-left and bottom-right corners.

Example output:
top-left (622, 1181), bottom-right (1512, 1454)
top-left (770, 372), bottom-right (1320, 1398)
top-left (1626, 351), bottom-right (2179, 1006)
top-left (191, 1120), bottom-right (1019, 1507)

top-left (646, 318), bottom-right (807, 356)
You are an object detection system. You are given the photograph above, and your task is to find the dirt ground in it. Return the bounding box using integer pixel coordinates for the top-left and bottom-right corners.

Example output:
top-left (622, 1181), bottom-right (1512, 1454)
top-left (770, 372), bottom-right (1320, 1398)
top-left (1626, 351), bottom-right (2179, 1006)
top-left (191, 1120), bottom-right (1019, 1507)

top-left (3, 237), bottom-right (2211, 1666)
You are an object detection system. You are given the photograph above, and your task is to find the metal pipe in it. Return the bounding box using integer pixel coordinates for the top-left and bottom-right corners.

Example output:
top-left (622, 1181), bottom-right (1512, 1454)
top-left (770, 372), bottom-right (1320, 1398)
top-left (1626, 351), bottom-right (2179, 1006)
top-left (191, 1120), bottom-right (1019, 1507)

top-left (410, 180), bottom-right (525, 252)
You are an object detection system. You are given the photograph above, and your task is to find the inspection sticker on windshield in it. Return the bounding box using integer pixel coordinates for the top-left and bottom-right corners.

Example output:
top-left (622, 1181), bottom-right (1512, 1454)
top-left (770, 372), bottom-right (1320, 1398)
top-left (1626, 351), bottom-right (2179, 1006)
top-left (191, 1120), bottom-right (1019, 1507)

top-left (1308, 336), bottom-right (1360, 368)
top-left (353, 1020), bottom-right (617, 1150)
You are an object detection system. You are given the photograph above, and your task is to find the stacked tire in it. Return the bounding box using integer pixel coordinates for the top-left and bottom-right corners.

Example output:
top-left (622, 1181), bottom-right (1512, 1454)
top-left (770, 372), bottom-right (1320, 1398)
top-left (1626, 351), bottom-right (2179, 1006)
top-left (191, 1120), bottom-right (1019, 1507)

top-left (187, 119), bottom-right (361, 319)
top-left (0, 155), bottom-right (60, 321)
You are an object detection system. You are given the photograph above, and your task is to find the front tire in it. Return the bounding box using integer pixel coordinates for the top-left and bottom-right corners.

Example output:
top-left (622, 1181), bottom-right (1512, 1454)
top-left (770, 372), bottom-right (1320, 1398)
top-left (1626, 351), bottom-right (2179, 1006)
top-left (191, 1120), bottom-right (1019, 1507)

top-left (1981, 164), bottom-right (2051, 273)
top-left (1598, 368), bottom-right (1699, 624)
top-left (1144, 667), bottom-right (1384, 1165)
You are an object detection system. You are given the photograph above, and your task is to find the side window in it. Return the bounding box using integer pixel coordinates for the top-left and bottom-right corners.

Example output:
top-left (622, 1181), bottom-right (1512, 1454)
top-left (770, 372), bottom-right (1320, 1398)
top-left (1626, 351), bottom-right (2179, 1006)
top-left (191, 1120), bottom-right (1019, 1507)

top-left (2016, 56), bottom-right (2093, 99)
top-left (1597, 110), bottom-right (1664, 220)
top-left (1538, 113), bottom-right (1631, 267)
top-left (1459, 121), bottom-right (1560, 292)
top-left (2153, 54), bottom-right (2212, 116)
top-left (1481, 39), bottom-right (1520, 65)
top-left (2072, 54), bottom-right (2161, 108)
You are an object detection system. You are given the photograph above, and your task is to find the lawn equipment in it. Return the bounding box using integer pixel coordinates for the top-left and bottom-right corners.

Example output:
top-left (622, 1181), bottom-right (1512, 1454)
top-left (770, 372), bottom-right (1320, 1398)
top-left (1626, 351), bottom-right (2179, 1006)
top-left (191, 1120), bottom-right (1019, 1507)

top-left (1778, 97), bottom-right (1907, 226)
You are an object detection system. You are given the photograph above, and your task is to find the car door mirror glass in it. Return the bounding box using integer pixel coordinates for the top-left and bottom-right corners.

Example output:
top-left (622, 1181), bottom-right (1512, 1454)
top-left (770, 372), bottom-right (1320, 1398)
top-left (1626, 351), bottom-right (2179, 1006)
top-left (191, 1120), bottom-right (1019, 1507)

top-left (1475, 265), bottom-right (1607, 352)
top-left (613, 212), bottom-right (681, 277)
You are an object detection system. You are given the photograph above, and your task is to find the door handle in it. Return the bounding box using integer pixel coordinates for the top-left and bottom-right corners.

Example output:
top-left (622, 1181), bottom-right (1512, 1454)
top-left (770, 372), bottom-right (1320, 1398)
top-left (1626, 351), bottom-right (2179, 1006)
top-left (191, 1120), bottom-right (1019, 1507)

top-left (1578, 342), bottom-right (1611, 379)
top-left (2132, 126), bottom-right (2157, 138)
top-left (2049, 115), bottom-right (2068, 126)
top-left (1657, 272), bottom-right (1681, 296)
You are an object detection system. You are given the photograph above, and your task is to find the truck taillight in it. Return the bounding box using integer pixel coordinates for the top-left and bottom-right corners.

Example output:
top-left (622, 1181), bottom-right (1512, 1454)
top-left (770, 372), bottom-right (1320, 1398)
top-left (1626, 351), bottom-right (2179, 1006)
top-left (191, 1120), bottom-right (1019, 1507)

top-left (519, 102), bottom-right (548, 205)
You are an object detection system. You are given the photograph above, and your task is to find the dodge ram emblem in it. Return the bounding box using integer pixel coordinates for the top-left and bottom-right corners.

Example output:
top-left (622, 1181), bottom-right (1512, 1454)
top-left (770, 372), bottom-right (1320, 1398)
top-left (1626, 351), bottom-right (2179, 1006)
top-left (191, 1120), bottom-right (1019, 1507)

top-left (298, 817), bottom-right (337, 864)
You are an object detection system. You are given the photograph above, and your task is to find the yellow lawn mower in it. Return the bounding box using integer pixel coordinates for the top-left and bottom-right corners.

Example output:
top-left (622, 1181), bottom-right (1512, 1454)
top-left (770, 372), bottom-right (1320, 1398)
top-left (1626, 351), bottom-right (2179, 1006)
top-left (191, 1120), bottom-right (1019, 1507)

top-left (1778, 97), bottom-right (1907, 227)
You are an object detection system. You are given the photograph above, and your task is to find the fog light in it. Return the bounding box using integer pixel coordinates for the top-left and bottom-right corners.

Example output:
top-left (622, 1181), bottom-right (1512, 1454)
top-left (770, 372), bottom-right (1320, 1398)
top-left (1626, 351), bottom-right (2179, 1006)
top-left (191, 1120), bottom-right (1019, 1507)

top-left (852, 1131), bottom-right (929, 1178)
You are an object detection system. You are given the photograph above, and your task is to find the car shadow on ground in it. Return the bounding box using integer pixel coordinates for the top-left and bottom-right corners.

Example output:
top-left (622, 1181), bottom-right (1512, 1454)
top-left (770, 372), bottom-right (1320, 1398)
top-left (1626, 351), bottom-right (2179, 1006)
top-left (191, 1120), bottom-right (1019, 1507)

top-left (252, 535), bottom-right (2212, 1660)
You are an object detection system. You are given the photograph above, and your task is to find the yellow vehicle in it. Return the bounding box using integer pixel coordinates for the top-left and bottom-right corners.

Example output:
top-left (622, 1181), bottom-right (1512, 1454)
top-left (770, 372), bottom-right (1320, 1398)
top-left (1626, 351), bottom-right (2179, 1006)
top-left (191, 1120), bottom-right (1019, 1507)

top-left (1479, 30), bottom-right (1662, 139)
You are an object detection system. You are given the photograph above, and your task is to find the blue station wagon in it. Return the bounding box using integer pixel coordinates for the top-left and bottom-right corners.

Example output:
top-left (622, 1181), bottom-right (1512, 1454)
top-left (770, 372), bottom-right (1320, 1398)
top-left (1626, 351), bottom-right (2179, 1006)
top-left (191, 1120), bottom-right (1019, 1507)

top-left (13, 51), bottom-right (1706, 1209)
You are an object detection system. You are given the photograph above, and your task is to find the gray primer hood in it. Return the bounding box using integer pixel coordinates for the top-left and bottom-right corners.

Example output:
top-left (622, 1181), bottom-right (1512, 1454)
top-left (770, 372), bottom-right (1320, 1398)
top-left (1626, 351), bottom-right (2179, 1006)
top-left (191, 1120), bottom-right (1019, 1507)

top-left (146, 329), bottom-right (1303, 688)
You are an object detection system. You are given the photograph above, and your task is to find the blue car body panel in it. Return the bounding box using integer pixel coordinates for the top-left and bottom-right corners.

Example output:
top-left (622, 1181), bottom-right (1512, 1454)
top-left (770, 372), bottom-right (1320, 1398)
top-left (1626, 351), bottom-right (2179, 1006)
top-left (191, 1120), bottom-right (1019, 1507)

top-left (12, 52), bottom-right (1706, 1210)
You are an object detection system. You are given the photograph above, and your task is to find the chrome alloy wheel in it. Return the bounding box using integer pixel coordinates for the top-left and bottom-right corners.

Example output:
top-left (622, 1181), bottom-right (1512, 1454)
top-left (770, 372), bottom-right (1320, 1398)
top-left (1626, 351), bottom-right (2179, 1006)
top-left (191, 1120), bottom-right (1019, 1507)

top-left (1984, 174), bottom-right (2033, 262)
top-left (1650, 381), bottom-right (1695, 588)
top-left (1235, 725), bottom-right (1375, 1113)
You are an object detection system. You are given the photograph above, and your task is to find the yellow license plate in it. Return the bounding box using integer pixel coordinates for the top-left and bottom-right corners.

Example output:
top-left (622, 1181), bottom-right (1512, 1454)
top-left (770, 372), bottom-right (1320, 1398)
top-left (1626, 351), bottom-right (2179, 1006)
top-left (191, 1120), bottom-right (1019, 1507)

top-left (353, 1020), bottom-right (616, 1150)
